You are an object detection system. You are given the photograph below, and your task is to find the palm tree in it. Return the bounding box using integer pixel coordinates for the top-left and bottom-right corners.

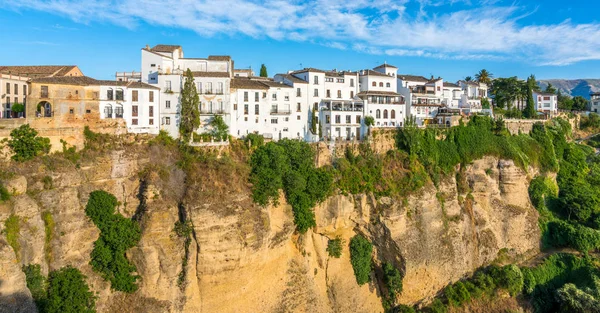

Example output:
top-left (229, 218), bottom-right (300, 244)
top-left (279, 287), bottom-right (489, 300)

top-left (475, 69), bottom-right (493, 85)
top-left (465, 76), bottom-right (473, 82)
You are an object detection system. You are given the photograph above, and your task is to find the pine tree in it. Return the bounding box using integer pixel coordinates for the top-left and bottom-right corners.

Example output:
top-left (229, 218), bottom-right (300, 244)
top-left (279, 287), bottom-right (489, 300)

top-left (260, 64), bottom-right (268, 77)
top-left (179, 69), bottom-right (200, 142)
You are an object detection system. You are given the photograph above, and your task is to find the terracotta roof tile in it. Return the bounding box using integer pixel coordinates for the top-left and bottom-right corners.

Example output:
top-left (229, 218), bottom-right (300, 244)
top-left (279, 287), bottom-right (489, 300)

top-left (191, 71), bottom-right (231, 78)
top-left (0, 65), bottom-right (80, 78)
top-left (357, 91), bottom-right (401, 96)
top-left (361, 70), bottom-right (391, 77)
top-left (398, 74), bottom-right (429, 83)
top-left (443, 82), bottom-right (460, 88)
top-left (29, 76), bottom-right (159, 89)
top-left (276, 74), bottom-right (308, 84)
top-left (374, 63), bottom-right (397, 69)
top-left (150, 45), bottom-right (181, 52)
top-left (231, 78), bottom-right (269, 90)
top-left (208, 55), bottom-right (232, 61)
top-left (259, 80), bottom-right (293, 88)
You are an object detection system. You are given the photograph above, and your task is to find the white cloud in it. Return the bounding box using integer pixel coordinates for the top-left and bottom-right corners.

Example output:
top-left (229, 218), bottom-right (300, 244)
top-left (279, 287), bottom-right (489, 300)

top-left (3, 0), bottom-right (600, 65)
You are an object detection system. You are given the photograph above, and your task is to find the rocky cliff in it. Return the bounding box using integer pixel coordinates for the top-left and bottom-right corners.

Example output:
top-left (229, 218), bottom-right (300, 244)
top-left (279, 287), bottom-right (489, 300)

top-left (0, 143), bottom-right (540, 313)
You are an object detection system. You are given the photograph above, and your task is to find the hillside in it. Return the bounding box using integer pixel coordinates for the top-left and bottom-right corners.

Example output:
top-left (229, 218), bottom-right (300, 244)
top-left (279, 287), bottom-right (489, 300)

top-left (538, 79), bottom-right (600, 99)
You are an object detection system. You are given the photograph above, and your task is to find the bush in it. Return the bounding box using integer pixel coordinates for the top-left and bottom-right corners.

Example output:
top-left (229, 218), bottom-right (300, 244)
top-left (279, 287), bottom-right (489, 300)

top-left (46, 266), bottom-right (95, 313)
top-left (249, 139), bottom-right (332, 233)
top-left (244, 133), bottom-right (264, 149)
top-left (151, 130), bottom-right (176, 146)
top-left (42, 176), bottom-right (53, 190)
top-left (383, 262), bottom-right (403, 299)
top-left (22, 264), bottom-right (47, 310)
top-left (85, 190), bottom-right (141, 292)
top-left (42, 211), bottom-right (55, 262)
top-left (4, 214), bottom-right (20, 259)
top-left (60, 139), bottom-right (81, 165)
top-left (0, 183), bottom-right (10, 202)
top-left (392, 304), bottom-right (416, 313)
top-left (349, 235), bottom-right (373, 285)
top-left (326, 237), bottom-right (343, 258)
top-left (429, 299), bottom-right (447, 313)
top-left (209, 115), bottom-right (229, 141)
top-left (528, 176), bottom-right (558, 210)
top-left (7, 124), bottom-right (51, 162)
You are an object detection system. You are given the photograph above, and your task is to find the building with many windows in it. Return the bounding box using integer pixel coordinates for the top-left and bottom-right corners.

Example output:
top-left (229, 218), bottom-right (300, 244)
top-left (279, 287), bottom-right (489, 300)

top-left (398, 75), bottom-right (443, 126)
top-left (533, 91), bottom-right (558, 116)
top-left (359, 64), bottom-right (405, 129)
top-left (589, 92), bottom-right (600, 113)
top-left (458, 81), bottom-right (489, 113)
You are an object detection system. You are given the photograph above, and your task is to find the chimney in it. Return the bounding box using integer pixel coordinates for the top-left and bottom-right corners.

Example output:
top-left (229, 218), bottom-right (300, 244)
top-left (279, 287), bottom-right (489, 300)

top-left (145, 44), bottom-right (150, 50)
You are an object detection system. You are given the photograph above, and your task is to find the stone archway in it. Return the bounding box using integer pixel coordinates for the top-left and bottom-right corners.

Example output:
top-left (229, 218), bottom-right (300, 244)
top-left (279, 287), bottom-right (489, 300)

top-left (37, 101), bottom-right (52, 117)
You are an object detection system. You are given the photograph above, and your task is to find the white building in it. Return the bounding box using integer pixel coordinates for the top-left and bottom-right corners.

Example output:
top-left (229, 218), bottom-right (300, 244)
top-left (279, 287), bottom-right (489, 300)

top-left (458, 81), bottom-right (489, 113)
top-left (0, 73), bottom-right (29, 119)
top-left (533, 91), bottom-right (558, 116)
top-left (99, 81), bottom-right (161, 134)
top-left (358, 64), bottom-right (405, 129)
top-left (398, 75), bottom-right (443, 126)
top-left (442, 82), bottom-right (462, 109)
top-left (590, 92), bottom-right (600, 113)
top-left (140, 45), bottom-right (234, 138)
top-left (116, 71), bottom-right (142, 82)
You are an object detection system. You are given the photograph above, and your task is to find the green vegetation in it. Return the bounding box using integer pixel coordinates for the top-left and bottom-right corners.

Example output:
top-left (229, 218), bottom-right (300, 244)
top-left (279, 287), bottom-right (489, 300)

top-left (244, 133), bottom-right (264, 149)
top-left (349, 234), bottom-right (372, 285)
top-left (85, 190), bottom-right (141, 292)
top-left (83, 126), bottom-right (113, 151)
top-left (42, 211), bottom-right (55, 262)
top-left (11, 103), bottom-right (25, 114)
top-left (249, 139), bottom-right (332, 233)
top-left (47, 266), bottom-right (96, 313)
top-left (42, 175), bottom-right (53, 190)
top-left (60, 139), bottom-right (81, 165)
top-left (4, 214), bottom-right (20, 259)
top-left (180, 68), bottom-right (201, 142)
top-left (259, 64), bottom-right (268, 77)
top-left (581, 113), bottom-right (600, 130)
top-left (23, 264), bottom-right (95, 313)
top-left (523, 75), bottom-right (537, 119)
top-left (326, 237), bottom-right (343, 258)
top-left (209, 115), bottom-right (229, 141)
top-left (0, 182), bottom-right (10, 202)
top-left (174, 220), bottom-right (193, 287)
top-left (7, 124), bottom-right (51, 162)
top-left (383, 262), bottom-right (403, 306)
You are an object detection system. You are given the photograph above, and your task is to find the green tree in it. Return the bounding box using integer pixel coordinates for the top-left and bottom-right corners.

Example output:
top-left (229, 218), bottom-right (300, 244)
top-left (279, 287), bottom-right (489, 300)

top-left (545, 83), bottom-right (557, 94)
top-left (349, 235), bottom-right (373, 285)
top-left (209, 115), bottom-right (229, 141)
top-left (22, 264), bottom-right (47, 310)
top-left (464, 76), bottom-right (472, 82)
top-left (260, 64), bottom-right (268, 77)
top-left (475, 69), bottom-right (493, 85)
top-left (481, 98), bottom-right (491, 109)
top-left (572, 96), bottom-right (588, 111)
top-left (7, 124), bottom-right (51, 162)
top-left (311, 107), bottom-right (318, 135)
top-left (179, 69), bottom-right (200, 142)
top-left (11, 103), bottom-right (25, 115)
top-left (383, 262), bottom-right (403, 299)
top-left (46, 266), bottom-right (95, 313)
top-left (364, 115), bottom-right (375, 137)
top-left (523, 75), bottom-right (537, 118)
top-left (558, 90), bottom-right (574, 110)
top-left (326, 237), bottom-right (343, 258)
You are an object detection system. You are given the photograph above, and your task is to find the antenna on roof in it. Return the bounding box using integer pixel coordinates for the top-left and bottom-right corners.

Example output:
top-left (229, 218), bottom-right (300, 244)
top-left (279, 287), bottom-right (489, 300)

top-left (299, 63), bottom-right (303, 69)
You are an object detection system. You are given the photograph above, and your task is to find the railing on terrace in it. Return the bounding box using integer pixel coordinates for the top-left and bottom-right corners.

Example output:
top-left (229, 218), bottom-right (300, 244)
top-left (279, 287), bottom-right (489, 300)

top-left (270, 109), bottom-right (291, 115)
top-left (200, 109), bottom-right (226, 115)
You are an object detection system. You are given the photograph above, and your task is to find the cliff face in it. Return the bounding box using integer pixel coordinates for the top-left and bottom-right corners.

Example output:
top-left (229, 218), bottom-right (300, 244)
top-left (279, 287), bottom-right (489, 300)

top-left (0, 146), bottom-right (540, 312)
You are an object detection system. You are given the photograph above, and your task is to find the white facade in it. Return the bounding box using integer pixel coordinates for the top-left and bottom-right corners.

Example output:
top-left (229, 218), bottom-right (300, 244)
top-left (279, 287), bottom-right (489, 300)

top-left (458, 81), bottom-right (489, 113)
top-left (590, 93), bottom-right (600, 113)
top-left (359, 65), bottom-right (405, 129)
top-left (0, 74), bottom-right (29, 119)
top-left (398, 75), bottom-right (443, 126)
top-left (442, 82), bottom-right (462, 108)
top-left (533, 91), bottom-right (558, 116)
top-left (99, 82), bottom-right (160, 134)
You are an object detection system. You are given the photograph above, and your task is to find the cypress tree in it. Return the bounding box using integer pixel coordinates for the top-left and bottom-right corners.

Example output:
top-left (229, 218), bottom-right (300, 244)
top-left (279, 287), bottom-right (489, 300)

top-left (260, 64), bottom-right (268, 77)
top-left (180, 69), bottom-right (200, 142)
top-left (523, 75), bottom-right (537, 119)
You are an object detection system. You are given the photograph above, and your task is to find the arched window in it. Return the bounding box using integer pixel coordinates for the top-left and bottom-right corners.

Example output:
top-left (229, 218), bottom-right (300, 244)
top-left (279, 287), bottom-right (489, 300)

top-left (104, 105), bottom-right (113, 118)
top-left (379, 82), bottom-right (384, 87)
top-left (372, 81), bottom-right (376, 87)
top-left (376, 109), bottom-right (381, 118)
top-left (383, 109), bottom-right (388, 118)
top-left (391, 110), bottom-right (395, 119)
top-left (386, 82), bottom-right (391, 87)
top-left (115, 104), bottom-right (124, 118)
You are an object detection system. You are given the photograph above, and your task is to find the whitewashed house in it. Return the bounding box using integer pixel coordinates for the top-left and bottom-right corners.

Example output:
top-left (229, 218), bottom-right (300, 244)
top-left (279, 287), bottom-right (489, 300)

top-left (458, 81), bottom-right (489, 113)
top-left (230, 78), bottom-right (270, 138)
top-left (533, 91), bottom-right (558, 116)
top-left (99, 81), bottom-right (161, 134)
top-left (273, 73), bottom-right (311, 140)
top-left (398, 75), bottom-right (443, 126)
top-left (0, 73), bottom-right (29, 118)
top-left (589, 92), bottom-right (600, 113)
top-left (442, 82), bottom-right (462, 109)
top-left (358, 64), bottom-right (405, 129)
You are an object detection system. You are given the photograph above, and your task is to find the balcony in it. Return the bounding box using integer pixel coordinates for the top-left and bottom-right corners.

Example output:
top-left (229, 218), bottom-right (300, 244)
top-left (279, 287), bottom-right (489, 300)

top-left (200, 109), bottom-right (226, 115)
top-left (270, 108), bottom-right (291, 115)
top-left (215, 89), bottom-right (224, 95)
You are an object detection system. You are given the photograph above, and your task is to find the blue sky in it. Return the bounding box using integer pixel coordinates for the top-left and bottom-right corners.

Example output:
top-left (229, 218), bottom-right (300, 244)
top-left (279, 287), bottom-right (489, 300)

top-left (1, 0), bottom-right (599, 82)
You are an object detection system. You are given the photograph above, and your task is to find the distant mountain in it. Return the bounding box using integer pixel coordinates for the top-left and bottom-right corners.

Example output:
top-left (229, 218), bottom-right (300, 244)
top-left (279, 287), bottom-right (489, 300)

top-left (538, 79), bottom-right (600, 100)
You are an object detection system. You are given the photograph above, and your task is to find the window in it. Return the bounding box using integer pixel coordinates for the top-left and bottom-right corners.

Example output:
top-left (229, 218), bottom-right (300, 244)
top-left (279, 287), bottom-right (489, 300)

top-left (165, 80), bottom-right (172, 92)
top-left (297, 115), bottom-right (301, 120)
top-left (75, 90), bottom-right (78, 95)
top-left (350, 91), bottom-right (354, 98)
top-left (107, 89), bottom-right (114, 100)
top-left (206, 82), bottom-right (212, 94)
top-left (197, 82), bottom-right (202, 93)
top-left (115, 106), bottom-right (123, 118)
top-left (255, 104), bottom-right (259, 115)
top-left (383, 110), bottom-right (388, 118)
top-left (356, 116), bottom-right (361, 124)
top-left (337, 78), bottom-right (344, 83)
top-left (165, 117), bottom-right (171, 125)
top-left (283, 127), bottom-right (289, 132)
top-left (350, 79), bottom-right (354, 87)
top-left (244, 117), bottom-right (248, 122)
top-left (285, 93), bottom-right (289, 101)
top-left (149, 119), bottom-right (154, 125)
top-left (132, 119), bottom-right (138, 125)
top-left (543, 96), bottom-right (551, 101)
top-left (296, 88), bottom-right (301, 97)
top-left (313, 103), bottom-right (318, 111)
top-left (104, 105), bottom-right (113, 118)
top-left (335, 115), bottom-right (341, 123)
top-left (326, 90), bottom-right (331, 98)
top-left (376, 109), bottom-right (381, 118)
top-left (255, 92), bottom-right (259, 102)
top-left (314, 89), bottom-right (319, 97)
top-left (149, 91), bottom-right (154, 102)
top-left (346, 115), bottom-right (351, 123)
top-left (391, 110), bottom-right (396, 119)
top-left (132, 105), bottom-right (138, 117)
top-left (371, 81), bottom-right (376, 87)
top-left (217, 82), bottom-right (224, 94)
top-left (326, 115), bottom-right (331, 123)
top-left (149, 106), bottom-right (154, 117)
top-left (314, 75), bottom-right (319, 85)
top-left (272, 93), bottom-right (277, 100)
top-left (86, 109), bottom-right (91, 114)
top-left (166, 100), bottom-right (171, 109)
top-left (437, 86), bottom-right (440, 91)
top-left (271, 118), bottom-right (278, 124)
top-left (284, 117), bottom-right (289, 122)
top-left (234, 103), bottom-right (238, 110)
top-left (219, 101), bottom-right (224, 112)
top-left (116, 89), bottom-right (124, 101)
top-left (14, 84), bottom-right (18, 95)
top-left (69, 108), bottom-right (74, 114)
top-left (337, 90), bottom-right (342, 98)
top-left (41, 86), bottom-right (48, 98)
top-left (244, 104), bottom-right (249, 115)
top-left (244, 92), bottom-right (248, 102)
top-left (386, 83), bottom-right (390, 88)
top-left (263, 92), bottom-right (267, 98)
top-left (5, 83), bottom-right (9, 94)
top-left (23, 85), bottom-right (26, 96)
top-left (379, 82), bottom-right (384, 87)
top-left (132, 90), bottom-right (139, 102)
top-left (150, 64), bottom-right (156, 67)
top-left (256, 117), bottom-right (259, 123)
top-left (325, 77), bottom-right (334, 82)
top-left (297, 103), bottom-right (301, 112)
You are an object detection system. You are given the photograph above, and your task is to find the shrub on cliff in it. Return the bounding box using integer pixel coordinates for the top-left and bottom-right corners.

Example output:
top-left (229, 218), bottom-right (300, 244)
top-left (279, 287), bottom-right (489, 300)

top-left (7, 124), bottom-right (51, 162)
top-left (383, 262), bottom-right (403, 300)
top-left (349, 235), bottom-right (373, 285)
top-left (249, 139), bottom-right (332, 233)
top-left (46, 266), bottom-right (96, 313)
top-left (85, 190), bottom-right (141, 292)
